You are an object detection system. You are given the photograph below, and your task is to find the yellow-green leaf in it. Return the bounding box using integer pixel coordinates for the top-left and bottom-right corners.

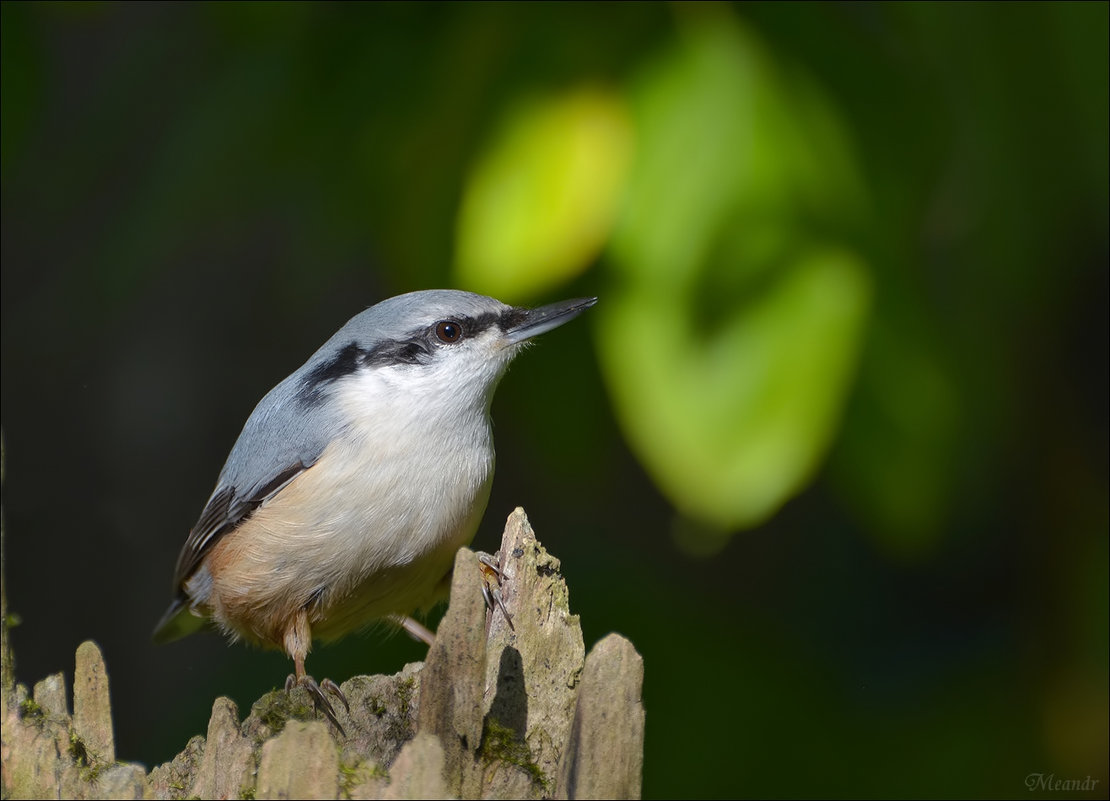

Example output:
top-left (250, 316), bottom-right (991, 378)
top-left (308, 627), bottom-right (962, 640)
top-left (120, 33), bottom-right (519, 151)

top-left (455, 87), bottom-right (632, 301)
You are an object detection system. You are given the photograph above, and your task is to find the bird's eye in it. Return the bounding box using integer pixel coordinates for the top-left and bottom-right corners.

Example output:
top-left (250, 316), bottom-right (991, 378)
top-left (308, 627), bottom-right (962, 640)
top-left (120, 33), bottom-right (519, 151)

top-left (435, 320), bottom-right (463, 343)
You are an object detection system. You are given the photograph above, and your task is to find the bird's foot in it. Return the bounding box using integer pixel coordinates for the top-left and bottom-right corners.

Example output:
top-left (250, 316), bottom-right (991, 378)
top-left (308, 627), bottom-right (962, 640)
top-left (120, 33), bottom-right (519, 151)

top-left (475, 550), bottom-right (514, 631)
top-left (392, 549), bottom-right (513, 646)
top-left (285, 673), bottom-right (349, 735)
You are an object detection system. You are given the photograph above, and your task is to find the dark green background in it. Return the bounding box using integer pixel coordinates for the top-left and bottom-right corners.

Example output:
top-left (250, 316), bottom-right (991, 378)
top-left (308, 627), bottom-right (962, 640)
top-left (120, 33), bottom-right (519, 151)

top-left (2, 3), bottom-right (1106, 798)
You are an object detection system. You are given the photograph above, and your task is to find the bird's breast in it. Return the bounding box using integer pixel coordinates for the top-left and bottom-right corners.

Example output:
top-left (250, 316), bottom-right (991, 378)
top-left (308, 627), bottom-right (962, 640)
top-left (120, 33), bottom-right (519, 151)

top-left (204, 382), bottom-right (496, 645)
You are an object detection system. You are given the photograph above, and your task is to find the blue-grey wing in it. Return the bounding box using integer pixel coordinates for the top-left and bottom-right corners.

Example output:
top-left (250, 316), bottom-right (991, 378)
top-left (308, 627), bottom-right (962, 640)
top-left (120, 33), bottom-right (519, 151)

top-left (169, 371), bottom-right (339, 589)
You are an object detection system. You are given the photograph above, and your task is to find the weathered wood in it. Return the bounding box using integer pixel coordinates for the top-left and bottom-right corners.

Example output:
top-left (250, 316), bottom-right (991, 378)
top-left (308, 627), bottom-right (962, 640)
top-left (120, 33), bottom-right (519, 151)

top-left (192, 697), bottom-right (255, 799)
top-left (475, 508), bottom-right (587, 799)
top-left (378, 733), bottom-right (449, 800)
top-left (1, 641), bottom-right (147, 800)
top-left (415, 548), bottom-right (489, 798)
top-left (73, 640), bottom-right (115, 764)
top-left (0, 507), bottom-right (645, 799)
top-left (257, 720), bottom-right (340, 800)
top-left (559, 634), bottom-right (645, 800)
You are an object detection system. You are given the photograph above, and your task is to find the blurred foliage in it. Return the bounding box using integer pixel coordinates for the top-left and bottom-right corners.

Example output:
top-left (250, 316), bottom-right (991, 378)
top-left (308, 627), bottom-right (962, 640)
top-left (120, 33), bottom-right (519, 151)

top-left (1, 2), bottom-right (1106, 799)
top-left (459, 9), bottom-right (876, 543)
top-left (602, 11), bottom-right (871, 544)
top-left (455, 85), bottom-right (632, 300)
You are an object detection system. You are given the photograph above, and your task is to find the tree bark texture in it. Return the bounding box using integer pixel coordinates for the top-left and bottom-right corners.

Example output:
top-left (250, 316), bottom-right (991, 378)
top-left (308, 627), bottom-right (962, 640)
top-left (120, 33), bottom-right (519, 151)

top-left (0, 506), bottom-right (645, 800)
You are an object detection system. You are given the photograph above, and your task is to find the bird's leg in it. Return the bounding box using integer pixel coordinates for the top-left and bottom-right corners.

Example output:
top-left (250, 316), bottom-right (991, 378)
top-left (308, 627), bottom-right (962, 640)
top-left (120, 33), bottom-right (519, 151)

top-left (392, 550), bottom-right (513, 648)
top-left (475, 550), bottom-right (514, 631)
top-left (282, 609), bottom-right (349, 734)
top-left (393, 615), bottom-right (437, 647)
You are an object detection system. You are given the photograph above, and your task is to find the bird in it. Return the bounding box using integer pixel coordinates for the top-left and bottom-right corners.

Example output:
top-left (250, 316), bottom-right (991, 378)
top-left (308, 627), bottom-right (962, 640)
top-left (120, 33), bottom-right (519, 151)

top-left (153, 289), bottom-right (596, 727)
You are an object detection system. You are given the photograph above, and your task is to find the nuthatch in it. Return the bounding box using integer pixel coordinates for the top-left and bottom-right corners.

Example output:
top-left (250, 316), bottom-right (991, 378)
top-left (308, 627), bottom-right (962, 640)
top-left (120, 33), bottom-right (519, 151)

top-left (154, 289), bottom-right (596, 725)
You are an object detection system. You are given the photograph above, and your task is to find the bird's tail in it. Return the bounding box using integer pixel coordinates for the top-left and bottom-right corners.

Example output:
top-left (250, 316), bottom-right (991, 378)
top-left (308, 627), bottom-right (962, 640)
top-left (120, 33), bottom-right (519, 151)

top-left (151, 595), bottom-right (209, 644)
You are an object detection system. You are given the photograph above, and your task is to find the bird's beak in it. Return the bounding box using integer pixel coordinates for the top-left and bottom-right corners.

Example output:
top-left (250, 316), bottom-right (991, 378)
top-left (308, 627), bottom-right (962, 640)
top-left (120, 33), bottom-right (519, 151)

top-left (504, 297), bottom-right (598, 344)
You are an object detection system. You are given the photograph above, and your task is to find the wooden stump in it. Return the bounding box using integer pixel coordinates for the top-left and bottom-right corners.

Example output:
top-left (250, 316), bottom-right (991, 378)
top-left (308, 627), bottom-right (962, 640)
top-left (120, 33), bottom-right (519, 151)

top-left (0, 508), bottom-right (644, 800)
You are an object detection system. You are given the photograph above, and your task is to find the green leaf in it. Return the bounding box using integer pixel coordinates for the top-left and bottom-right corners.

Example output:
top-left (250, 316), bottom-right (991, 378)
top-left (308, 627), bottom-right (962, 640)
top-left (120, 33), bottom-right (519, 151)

top-left (454, 87), bottom-right (632, 301)
top-left (599, 11), bottom-right (872, 544)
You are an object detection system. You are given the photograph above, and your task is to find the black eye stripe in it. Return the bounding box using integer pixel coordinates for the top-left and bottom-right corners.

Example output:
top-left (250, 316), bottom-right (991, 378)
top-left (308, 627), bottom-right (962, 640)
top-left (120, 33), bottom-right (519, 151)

top-left (309, 310), bottom-right (509, 378)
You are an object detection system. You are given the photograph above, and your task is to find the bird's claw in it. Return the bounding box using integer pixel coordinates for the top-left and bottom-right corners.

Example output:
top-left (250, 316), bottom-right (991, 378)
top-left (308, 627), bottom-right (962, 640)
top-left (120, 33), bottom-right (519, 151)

top-left (285, 673), bottom-right (348, 735)
top-left (476, 550), bottom-right (514, 631)
top-left (320, 677), bottom-right (350, 714)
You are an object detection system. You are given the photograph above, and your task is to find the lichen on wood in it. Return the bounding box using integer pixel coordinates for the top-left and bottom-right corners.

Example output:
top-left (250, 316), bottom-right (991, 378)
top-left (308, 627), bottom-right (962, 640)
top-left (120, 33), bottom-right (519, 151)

top-left (0, 507), bottom-right (645, 799)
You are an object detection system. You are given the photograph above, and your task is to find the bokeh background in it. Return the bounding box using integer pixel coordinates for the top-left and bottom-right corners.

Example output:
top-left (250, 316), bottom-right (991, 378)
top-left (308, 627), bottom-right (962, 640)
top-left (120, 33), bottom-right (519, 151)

top-left (2, 2), bottom-right (1107, 798)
